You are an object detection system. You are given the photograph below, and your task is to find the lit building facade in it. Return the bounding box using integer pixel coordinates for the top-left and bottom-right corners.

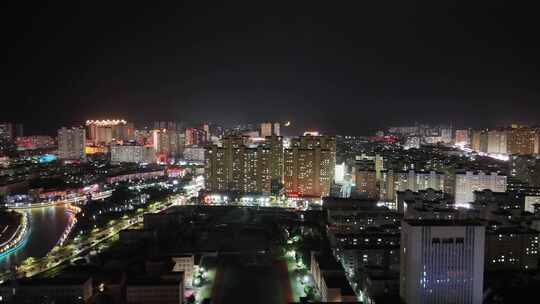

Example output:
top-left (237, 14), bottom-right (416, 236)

top-left (86, 119), bottom-right (134, 145)
top-left (400, 220), bottom-right (485, 304)
top-left (0, 122), bottom-right (23, 140)
top-left (487, 129), bottom-right (507, 155)
top-left (154, 121), bottom-right (183, 131)
top-left (380, 170), bottom-right (445, 201)
top-left (454, 129), bottom-right (470, 147)
top-left (510, 155), bottom-right (540, 187)
top-left (471, 129), bottom-right (488, 153)
top-left (205, 135), bottom-right (283, 194)
top-left (111, 144), bottom-right (155, 164)
top-left (172, 255), bottom-right (195, 287)
top-left (185, 128), bottom-right (206, 146)
top-left (202, 123), bottom-right (210, 142)
top-left (356, 154), bottom-right (384, 181)
top-left (355, 169), bottom-right (378, 199)
top-left (454, 171), bottom-right (507, 206)
top-left (58, 127), bottom-right (86, 161)
top-left (259, 122), bottom-right (280, 138)
top-left (15, 136), bottom-right (55, 150)
top-left (183, 146), bottom-right (206, 162)
top-left (284, 135), bottom-right (335, 197)
top-left (273, 122), bottom-right (280, 136)
top-left (152, 129), bottom-right (185, 160)
top-left (486, 227), bottom-right (539, 271)
top-left (507, 125), bottom-right (537, 155)
top-left (260, 122), bottom-right (273, 137)
top-left (0, 122), bottom-right (22, 155)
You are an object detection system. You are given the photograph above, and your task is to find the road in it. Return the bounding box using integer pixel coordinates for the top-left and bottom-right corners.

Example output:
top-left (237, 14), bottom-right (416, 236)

top-left (0, 176), bottom-right (204, 281)
top-left (0, 197), bottom-right (181, 281)
top-left (0, 206), bottom-right (71, 271)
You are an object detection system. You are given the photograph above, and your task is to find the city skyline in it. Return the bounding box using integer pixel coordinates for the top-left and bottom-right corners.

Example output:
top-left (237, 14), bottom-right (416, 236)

top-left (3, 3), bottom-right (540, 303)
top-left (4, 2), bottom-right (540, 135)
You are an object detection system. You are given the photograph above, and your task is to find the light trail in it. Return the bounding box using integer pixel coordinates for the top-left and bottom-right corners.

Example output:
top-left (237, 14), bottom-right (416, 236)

top-left (0, 212), bottom-right (30, 260)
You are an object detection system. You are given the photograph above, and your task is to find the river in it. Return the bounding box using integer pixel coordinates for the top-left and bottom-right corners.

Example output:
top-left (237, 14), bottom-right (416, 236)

top-left (0, 205), bottom-right (71, 271)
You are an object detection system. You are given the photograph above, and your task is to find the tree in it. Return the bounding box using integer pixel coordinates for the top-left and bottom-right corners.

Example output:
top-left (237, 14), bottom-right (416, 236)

top-left (21, 257), bottom-right (36, 266)
top-left (304, 285), bottom-right (316, 300)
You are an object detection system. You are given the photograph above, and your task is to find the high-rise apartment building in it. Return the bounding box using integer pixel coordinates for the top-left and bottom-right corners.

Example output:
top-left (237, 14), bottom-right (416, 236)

top-left (111, 144), bottom-right (155, 164)
top-left (471, 129), bottom-right (481, 152)
top-left (273, 122), bottom-right (280, 136)
top-left (471, 129), bottom-right (488, 153)
top-left (0, 122), bottom-right (23, 155)
top-left (266, 135), bottom-right (284, 184)
top-left (510, 155), bottom-right (540, 187)
top-left (260, 122), bottom-right (272, 137)
top-left (154, 121), bottom-right (183, 131)
top-left (58, 127), bottom-right (86, 161)
top-left (260, 122), bottom-right (280, 137)
top-left (202, 123), bottom-right (210, 142)
top-left (283, 135), bottom-right (336, 197)
top-left (354, 169), bottom-right (378, 199)
top-left (507, 125), bottom-right (537, 155)
top-left (487, 129), bottom-right (507, 154)
top-left (0, 122), bottom-right (23, 140)
top-left (183, 146), bottom-right (206, 162)
top-left (454, 171), bottom-right (507, 206)
top-left (356, 154), bottom-right (384, 181)
top-left (134, 129), bottom-right (152, 145)
top-left (380, 170), bottom-right (445, 201)
top-left (454, 129), bottom-right (470, 147)
top-left (439, 125), bottom-right (453, 143)
top-left (86, 119), bottom-right (134, 145)
top-left (400, 220), bottom-right (485, 304)
top-left (205, 135), bottom-right (283, 194)
top-left (152, 129), bottom-right (185, 160)
top-left (185, 128), bottom-right (206, 146)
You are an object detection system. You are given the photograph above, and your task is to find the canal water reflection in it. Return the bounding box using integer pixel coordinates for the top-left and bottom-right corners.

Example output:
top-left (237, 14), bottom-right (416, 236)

top-left (0, 205), bottom-right (70, 270)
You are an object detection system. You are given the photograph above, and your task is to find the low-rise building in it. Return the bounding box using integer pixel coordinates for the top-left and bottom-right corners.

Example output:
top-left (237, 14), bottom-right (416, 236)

top-left (310, 251), bottom-right (357, 302)
top-left (0, 277), bottom-right (93, 303)
top-left (126, 277), bottom-right (184, 304)
top-left (321, 272), bottom-right (358, 302)
top-left (396, 188), bottom-right (451, 214)
top-left (172, 255), bottom-right (195, 287)
top-left (325, 198), bottom-right (401, 234)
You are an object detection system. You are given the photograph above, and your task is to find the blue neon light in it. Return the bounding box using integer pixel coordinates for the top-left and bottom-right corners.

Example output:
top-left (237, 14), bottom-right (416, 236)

top-left (0, 228), bottom-right (31, 261)
top-left (39, 154), bottom-right (57, 163)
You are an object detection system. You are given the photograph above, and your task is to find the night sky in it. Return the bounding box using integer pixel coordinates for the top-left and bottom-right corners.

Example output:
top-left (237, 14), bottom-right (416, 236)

top-left (4, 1), bottom-right (540, 135)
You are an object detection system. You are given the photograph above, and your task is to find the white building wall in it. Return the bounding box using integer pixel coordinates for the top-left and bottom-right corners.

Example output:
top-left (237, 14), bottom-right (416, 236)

top-left (401, 222), bottom-right (485, 304)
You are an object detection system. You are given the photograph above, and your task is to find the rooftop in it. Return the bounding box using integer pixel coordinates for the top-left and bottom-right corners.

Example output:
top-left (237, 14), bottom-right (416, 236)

top-left (3, 276), bottom-right (92, 286)
top-left (127, 277), bottom-right (182, 286)
top-left (404, 219), bottom-right (484, 227)
top-left (323, 273), bottom-right (356, 296)
top-left (487, 226), bottom-right (540, 234)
